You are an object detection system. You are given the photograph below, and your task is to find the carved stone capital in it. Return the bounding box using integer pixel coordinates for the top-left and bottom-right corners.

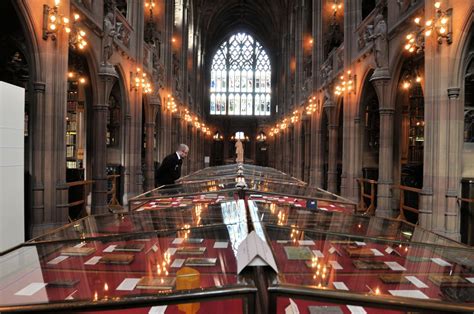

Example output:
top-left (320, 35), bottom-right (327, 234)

top-left (33, 82), bottom-right (46, 93)
top-left (447, 87), bottom-right (460, 100)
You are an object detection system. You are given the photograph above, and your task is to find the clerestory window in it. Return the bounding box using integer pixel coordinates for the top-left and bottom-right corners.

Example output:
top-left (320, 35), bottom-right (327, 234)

top-left (210, 33), bottom-right (271, 116)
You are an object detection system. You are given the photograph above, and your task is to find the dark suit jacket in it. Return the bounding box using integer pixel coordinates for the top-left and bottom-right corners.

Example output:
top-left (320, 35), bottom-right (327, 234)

top-left (156, 153), bottom-right (183, 186)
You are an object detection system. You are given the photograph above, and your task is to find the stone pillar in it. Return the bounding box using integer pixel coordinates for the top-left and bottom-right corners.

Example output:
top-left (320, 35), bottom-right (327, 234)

top-left (92, 65), bottom-right (118, 214)
top-left (31, 82), bottom-right (46, 236)
top-left (309, 106), bottom-right (321, 186)
top-left (327, 124), bottom-right (338, 193)
top-left (370, 69), bottom-right (393, 217)
top-left (351, 116), bottom-right (363, 200)
top-left (445, 87), bottom-right (462, 240)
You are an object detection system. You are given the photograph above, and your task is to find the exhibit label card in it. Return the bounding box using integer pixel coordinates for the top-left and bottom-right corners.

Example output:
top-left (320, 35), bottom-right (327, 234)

top-left (172, 238), bottom-right (184, 244)
top-left (355, 241), bottom-right (366, 246)
top-left (74, 242), bottom-right (86, 248)
top-left (166, 248), bottom-right (177, 256)
top-left (116, 278), bottom-right (140, 291)
top-left (431, 258), bottom-right (452, 267)
top-left (103, 245), bottom-right (117, 252)
top-left (370, 249), bottom-right (384, 256)
top-left (388, 290), bottom-right (429, 299)
top-left (329, 261), bottom-right (343, 270)
top-left (149, 306), bottom-right (167, 314)
top-left (405, 276), bottom-right (428, 288)
top-left (466, 277), bottom-right (474, 283)
top-left (15, 283), bottom-right (47, 296)
top-left (84, 256), bottom-right (102, 265)
top-left (285, 298), bottom-right (300, 314)
top-left (346, 305), bottom-right (367, 314)
top-left (237, 230), bottom-right (278, 273)
top-left (333, 282), bottom-right (349, 290)
top-left (298, 240), bottom-right (315, 246)
top-left (312, 250), bottom-right (324, 258)
top-left (213, 241), bottom-right (229, 249)
top-left (47, 255), bottom-right (69, 265)
top-left (171, 259), bottom-right (185, 268)
top-left (384, 261), bottom-right (406, 271)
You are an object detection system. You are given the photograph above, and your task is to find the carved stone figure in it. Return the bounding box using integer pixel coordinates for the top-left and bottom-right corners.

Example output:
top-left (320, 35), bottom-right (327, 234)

top-left (323, 87), bottom-right (334, 108)
top-left (368, 13), bottom-right (388, 69)
top-left (320, 63), bottom-right (333, 85)
top-left (102, 12), bottom-right (116, 64)
top-left (173, 53), bottom-right (182, 95)
top-left (235, 139), bottom-right (244, 163)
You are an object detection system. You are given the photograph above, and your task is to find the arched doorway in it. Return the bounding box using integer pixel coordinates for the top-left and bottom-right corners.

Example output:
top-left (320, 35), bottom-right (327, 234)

top-left (394, 57), bottom-right (424, 224)
top-left (461, 27), bottom-right (474, 244)
top-left (67, 50), bottom-right (92, 219)
top-left (106, 79), bottom-right (125, 206)
top-left (357, 71), bottom-right (380, 209)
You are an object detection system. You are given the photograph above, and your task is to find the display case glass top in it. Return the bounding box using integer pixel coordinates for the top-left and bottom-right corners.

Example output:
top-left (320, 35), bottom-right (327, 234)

top-left (263, 224), bottom-right (474, 312)
top-left (0, 225), bottom-right (254, 312)
top-left (32, 197), bottom-right (246, 243)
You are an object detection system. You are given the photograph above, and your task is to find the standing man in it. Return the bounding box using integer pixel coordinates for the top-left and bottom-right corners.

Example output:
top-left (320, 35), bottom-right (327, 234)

top-left (156, 144), bottom-right (189, 186)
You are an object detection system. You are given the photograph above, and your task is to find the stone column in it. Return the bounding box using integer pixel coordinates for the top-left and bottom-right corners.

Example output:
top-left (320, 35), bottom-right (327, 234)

top-left (445, 87), bottom-right (462, 240)
top-left (31, 82), bottom-right (46, 236)
top-left (351, 116), bottom-right (363, 200)
top-left (370, 69), bottom-right (393, 217)
top-left (92, 65), bottom-right (118, 214)
top-left (144, 120), bottom-right (155, 192)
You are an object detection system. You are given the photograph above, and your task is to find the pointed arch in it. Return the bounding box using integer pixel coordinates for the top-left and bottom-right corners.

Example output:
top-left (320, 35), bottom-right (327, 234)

top-left (209, 32), bottom-right (271, 116)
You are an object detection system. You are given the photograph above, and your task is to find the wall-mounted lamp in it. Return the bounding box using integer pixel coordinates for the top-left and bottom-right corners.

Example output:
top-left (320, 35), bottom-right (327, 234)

top-left (256, 131), bottom-right (267, 142)
top-left (68, 71), bottom-right (87, 84)
top-left (131, 68), bottom-right (152, 93)
top-left (401, 72), bottom-right (423, 90)
top-left (145, 0), bottom-right (156, 9)
top-left (404, 1), bottom-right (452, 53)
top-left (334, 70), bottom-right (356, 96)
top-left (332, 0), bottom-right (343, 14)
top-left (306, 96), bottom-right (317, 115)
top-left (69, 15), bottom-right (88, 50)
top-left (43, 0), bottom-right (67, 40)
top-left (213, 131), bottom-right (223, 141)
top-left (166, 94), bottom-right (177, 112)
top-left (290, 110), bottom-right (300, 124)
top-left (43, 0), bottom-right (88, 49)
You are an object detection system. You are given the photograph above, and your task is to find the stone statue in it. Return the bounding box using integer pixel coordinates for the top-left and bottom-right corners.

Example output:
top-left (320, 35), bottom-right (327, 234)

top-left (323, 87), bottom-right (334, 107)
top-left (321, 63), bottom-right (333, 85)
top-left (368, 13), bottom-right (388, 69)
top-left (102, 12), bottom-right (116, 64)
top-left (235, 139), bottom-right (244, 163)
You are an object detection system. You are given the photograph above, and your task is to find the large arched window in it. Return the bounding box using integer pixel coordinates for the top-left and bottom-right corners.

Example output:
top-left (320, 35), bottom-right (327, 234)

top-left (210, 33), bottom-right (271, 116)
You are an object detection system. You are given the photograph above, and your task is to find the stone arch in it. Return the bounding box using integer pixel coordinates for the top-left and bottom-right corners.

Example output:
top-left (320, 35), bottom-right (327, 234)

top-left (358, 68), bottom-right (379, 178)
top-left (450, 11), bottom-right (474, 89)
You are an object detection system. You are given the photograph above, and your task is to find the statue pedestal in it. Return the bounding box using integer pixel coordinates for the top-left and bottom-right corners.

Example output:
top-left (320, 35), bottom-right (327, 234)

top-left (370, 67), bottom-right (390, 81)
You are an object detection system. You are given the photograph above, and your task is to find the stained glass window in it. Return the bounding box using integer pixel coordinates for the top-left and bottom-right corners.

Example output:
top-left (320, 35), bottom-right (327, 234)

top-left (210, 33), bottom-right (271, 116)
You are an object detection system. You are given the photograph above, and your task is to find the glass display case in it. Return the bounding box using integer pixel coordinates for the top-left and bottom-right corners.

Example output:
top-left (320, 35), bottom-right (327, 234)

top-left (263, 224), bottom-right (474, 313)
top-left (0, 225), bottom-right (256, 313)
top-left (1, 164), bottom-right (473, 313)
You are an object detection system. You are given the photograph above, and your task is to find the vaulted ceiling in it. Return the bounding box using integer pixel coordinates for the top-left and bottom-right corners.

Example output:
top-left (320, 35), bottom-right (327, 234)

top-left (195, 0), bottom-right (291, 62)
